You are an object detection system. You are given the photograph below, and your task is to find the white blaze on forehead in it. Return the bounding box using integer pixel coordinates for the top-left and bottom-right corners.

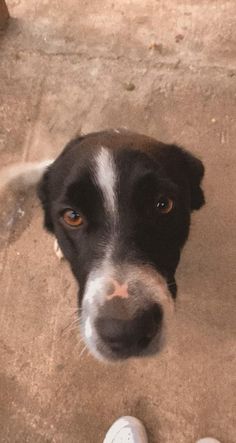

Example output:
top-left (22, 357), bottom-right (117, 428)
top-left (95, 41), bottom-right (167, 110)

top-left (95, 147), bottom-right (116, 214)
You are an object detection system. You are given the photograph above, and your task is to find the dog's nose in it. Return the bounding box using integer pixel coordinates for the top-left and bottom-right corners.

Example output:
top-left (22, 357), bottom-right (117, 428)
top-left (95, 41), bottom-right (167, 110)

top-left (106, 278), bottom-right (129, 300)
top-left (95, 303), bottom-right (163, 357)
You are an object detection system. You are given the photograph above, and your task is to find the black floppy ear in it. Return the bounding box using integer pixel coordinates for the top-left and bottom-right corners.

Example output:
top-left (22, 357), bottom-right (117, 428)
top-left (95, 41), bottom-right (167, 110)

top-left (178, 147), bottom-right (205, 210)
top-left (37, 166), bottom-right (54, 233)
top-left (152, 143), bottom-right (205, 211)
top-left (37, 134), bottom-right (86, 232)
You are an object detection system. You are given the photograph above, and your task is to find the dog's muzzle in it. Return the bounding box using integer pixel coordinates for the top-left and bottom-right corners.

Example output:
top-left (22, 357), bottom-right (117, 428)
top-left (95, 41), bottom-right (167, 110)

top-left (80, 265), bottom-right (174, 361)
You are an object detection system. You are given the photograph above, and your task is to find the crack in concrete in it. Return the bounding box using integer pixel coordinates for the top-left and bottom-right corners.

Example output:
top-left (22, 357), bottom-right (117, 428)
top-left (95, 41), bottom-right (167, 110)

top-left (2, 49), bottom-right (236, 74)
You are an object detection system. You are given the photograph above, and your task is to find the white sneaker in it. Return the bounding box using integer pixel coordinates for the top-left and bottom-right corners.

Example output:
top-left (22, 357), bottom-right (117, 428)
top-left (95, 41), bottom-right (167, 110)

top-left (196, 439), bottom-right (221, 443)
top-left (103, 416), bottom-right (148, 443)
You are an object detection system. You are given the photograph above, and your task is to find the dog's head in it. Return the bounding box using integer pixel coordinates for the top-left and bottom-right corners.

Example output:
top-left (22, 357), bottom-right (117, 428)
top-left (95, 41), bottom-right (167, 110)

top-left (38, 129), bottom-right (205, 361)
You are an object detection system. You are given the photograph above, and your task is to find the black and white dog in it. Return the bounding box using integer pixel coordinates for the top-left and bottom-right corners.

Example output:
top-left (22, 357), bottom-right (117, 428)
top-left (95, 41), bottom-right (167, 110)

top-left (2, 129), bottom-right (205, 361)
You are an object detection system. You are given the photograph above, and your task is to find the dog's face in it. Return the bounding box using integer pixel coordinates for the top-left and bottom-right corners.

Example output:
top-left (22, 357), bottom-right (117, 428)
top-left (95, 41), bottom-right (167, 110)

top-left (38, 129), bottom-right (205, 361)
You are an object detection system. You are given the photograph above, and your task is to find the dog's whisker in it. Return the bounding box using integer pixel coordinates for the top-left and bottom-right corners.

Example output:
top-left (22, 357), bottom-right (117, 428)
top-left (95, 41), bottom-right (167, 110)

top-left (77, 337), bottom-right (84, 346)
top-left (65, 308), bottom-right (81, 317)
top-left (59, 322), bottom-right (81, 340)
top-left (61, 317), bottom-right (80, 332)
top-left (60, 326), bottom-right (79, 339)
top-left (79, 345), bottom-right (87, 358)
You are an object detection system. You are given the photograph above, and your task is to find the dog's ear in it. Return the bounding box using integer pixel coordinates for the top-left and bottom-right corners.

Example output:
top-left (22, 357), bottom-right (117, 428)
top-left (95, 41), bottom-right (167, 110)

top-left (37, 135), bottom-right (86, 233)
top-left (37, 166), bottom-right (54, 233)
top-left (179, 147), bottom-right (205, 210)
top-left (152, 144), bottom-right (205, 211)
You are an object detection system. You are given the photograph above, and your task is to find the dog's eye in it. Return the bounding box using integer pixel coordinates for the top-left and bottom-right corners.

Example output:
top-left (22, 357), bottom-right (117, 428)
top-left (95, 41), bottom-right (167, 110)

top-left (62, 209), bottom-right (84, 227)
top-left (156, 197), bottom-right (173, 214)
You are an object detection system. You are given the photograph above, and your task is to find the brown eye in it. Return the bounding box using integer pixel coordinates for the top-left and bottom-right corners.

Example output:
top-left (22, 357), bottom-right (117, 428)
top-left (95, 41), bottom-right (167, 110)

top-left (62, 209), bottom-right (84, 227)
top-left (156, 197), bottom-right (174, 214)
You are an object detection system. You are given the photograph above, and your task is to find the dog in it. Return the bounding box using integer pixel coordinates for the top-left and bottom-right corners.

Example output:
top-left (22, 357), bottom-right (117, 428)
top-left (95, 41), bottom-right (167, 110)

top-left (1, 129), bottom-right (205, 361)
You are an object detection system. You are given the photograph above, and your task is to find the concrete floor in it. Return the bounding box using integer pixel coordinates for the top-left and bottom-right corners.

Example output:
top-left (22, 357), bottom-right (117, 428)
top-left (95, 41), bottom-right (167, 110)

top-left (0, 1), bottom-right (236, 442)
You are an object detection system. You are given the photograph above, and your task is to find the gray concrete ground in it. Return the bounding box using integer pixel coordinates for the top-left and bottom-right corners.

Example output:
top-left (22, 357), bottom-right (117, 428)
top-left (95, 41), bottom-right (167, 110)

top-left (0, 1), bottom-right (236, 442)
